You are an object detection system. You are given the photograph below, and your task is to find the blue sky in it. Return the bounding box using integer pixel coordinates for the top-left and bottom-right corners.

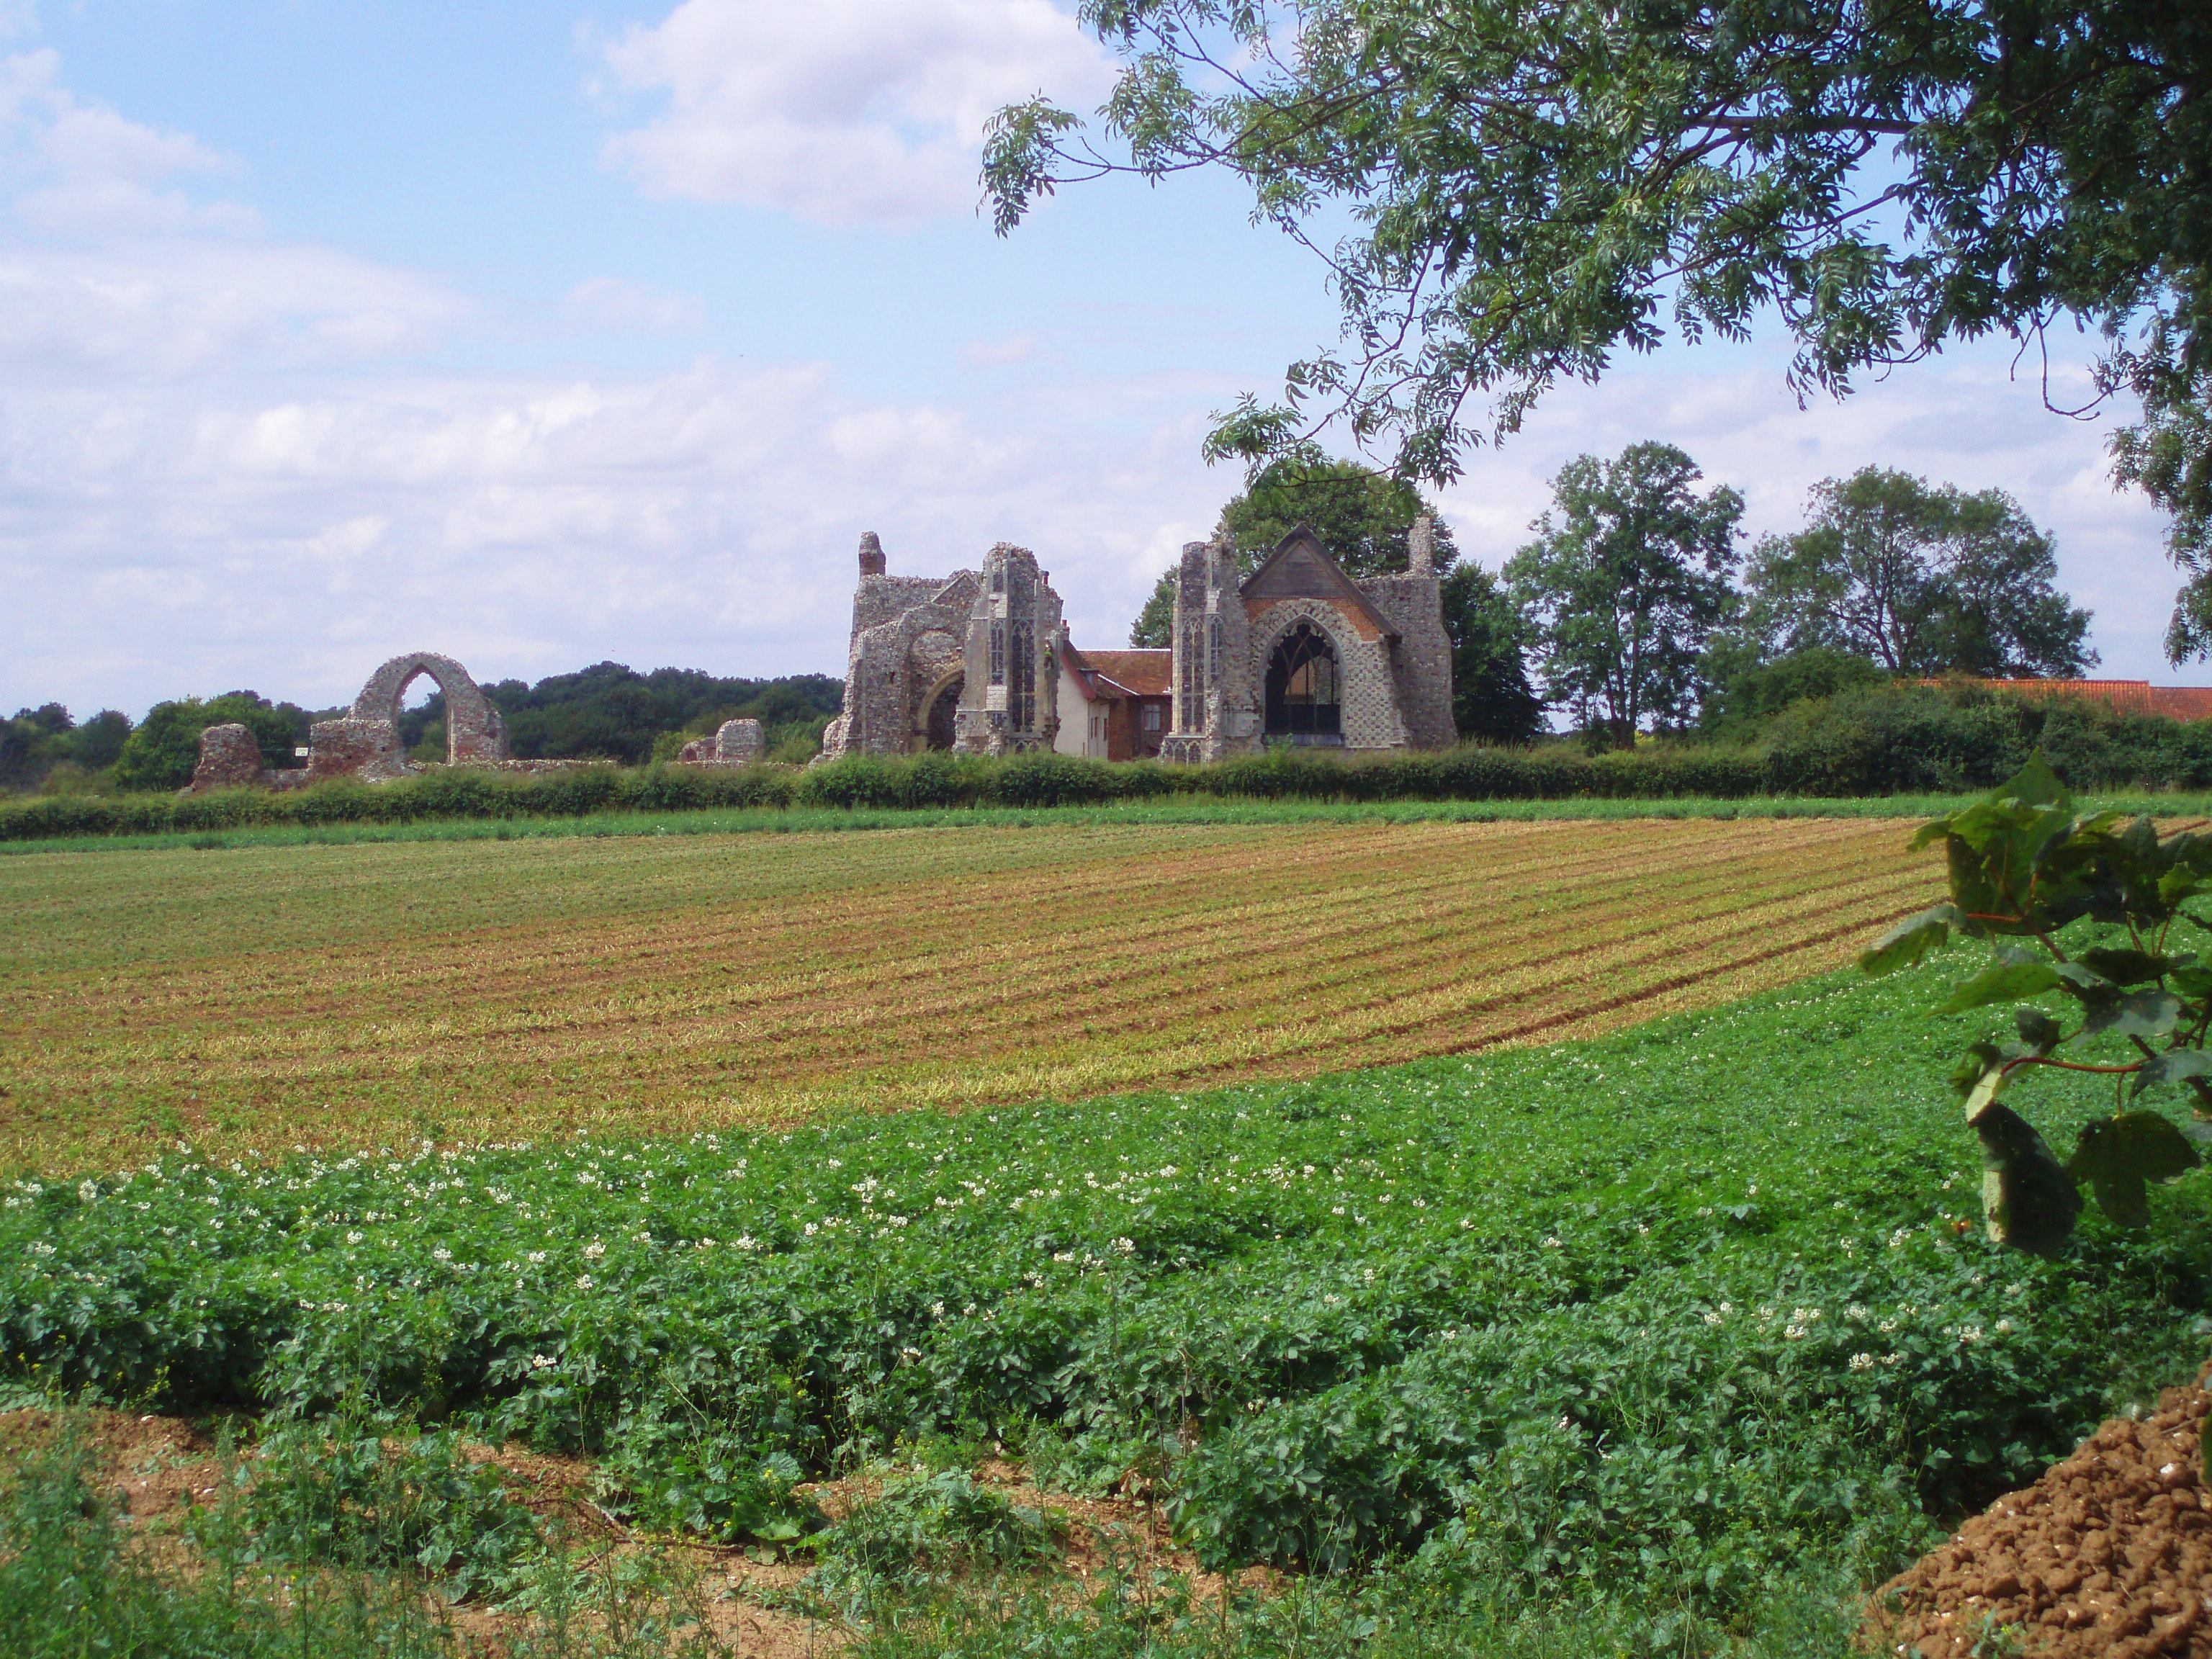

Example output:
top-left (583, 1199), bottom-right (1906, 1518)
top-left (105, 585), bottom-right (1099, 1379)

top-left (0, 0), bottom-right (2187, 720)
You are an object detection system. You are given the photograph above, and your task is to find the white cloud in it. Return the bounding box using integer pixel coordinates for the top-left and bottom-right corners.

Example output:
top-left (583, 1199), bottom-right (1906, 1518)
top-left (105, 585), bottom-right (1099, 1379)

top-left (598, 0), bottom-right (1115, 226)
top-left (0, 3), bottom-right (35, 42)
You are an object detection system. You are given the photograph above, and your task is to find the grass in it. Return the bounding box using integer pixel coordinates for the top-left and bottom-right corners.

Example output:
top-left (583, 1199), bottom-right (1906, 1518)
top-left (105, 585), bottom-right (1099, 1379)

top-left (5, 948), bottom-right (2211, 1655)
top-left (7, 786), bottom-right (2212, 857)
top-left (0, 815), bottom-right (1961, 1170)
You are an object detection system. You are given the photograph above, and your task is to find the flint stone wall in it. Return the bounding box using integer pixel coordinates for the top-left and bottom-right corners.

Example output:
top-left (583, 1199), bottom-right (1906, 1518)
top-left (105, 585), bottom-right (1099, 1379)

top-left (189, 724), bottom-right (267, 791)
top-left (677, 718), bottom-right (766, 765)
top-left (305, 651), bottom-right (509, 783)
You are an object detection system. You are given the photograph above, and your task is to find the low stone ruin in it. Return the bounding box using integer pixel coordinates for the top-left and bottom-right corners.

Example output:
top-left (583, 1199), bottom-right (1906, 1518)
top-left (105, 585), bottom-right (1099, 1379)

top-left (189, 723), bottom-right (282, 792)
top-left (189, 652), bottom-right (519, 791)
top-left (675, 719), bottom-right (765, 766)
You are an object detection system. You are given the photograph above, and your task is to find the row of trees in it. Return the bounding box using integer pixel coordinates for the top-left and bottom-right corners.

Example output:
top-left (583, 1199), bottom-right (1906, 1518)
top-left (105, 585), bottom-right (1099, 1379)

top-left (2, 671), bottom-right (848, 796)
top-left (1138, 446), bottom-right (2093, 748)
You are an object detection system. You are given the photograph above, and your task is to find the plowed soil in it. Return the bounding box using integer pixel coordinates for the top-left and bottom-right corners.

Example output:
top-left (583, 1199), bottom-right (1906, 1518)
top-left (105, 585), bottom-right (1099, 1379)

top-left (0, 816), bottom-right (1941, 1168)
top-left (1870, 1372), bottom-right (2212, 1658)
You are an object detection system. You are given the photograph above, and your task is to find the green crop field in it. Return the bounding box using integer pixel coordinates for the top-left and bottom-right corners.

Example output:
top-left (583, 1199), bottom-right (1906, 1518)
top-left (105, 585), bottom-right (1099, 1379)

top-left (0, 816), bottom-right (1942, 1172)
top-left (5, 953), bottom-right (2211, 1655)
top-left (6, 814), bottom-right (2211, 1657)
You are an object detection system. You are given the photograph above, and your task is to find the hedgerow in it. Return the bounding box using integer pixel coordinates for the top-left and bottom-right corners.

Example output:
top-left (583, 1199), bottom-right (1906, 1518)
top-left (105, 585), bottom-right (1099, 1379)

top-left (5, 958), bottom-right (2209, 1632)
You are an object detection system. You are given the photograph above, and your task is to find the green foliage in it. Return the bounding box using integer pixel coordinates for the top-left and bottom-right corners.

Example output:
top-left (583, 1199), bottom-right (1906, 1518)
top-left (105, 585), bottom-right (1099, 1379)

top-left (475, 664), bottom-right (843, 765)
top-left (1219, 450), bottom-right (1455, 580)
top-left (111, 692), bottom-right (310, 791)
top-left (603, 1429), bottom-right (823, 1544)
top-left (984, 1), bottom-right (2211, 534)
top-left (1861, 755), bottom-right (2211, 1250)
top-left (1744, 469), bottom-right (2094, 678)
top-left (17, 716), bottom-right (2212, 845)
top-left (5, 958), bottom-right (2211, 1643)
top-left (1505, 444), bottom-right (1743, 745)
top-left (0, 1417), bottom-right (457, 1659)
top-left (1701, 645), bottom-right (1889, 735)
top-left (809, 1468), bottom-right (1064, 1608)
top-left (238, 1414), bottom-right (544, 1601)
top-left (1439, 565), bottom-right (1544, 744)
top-left (0, 706), bottom-right (134, 793)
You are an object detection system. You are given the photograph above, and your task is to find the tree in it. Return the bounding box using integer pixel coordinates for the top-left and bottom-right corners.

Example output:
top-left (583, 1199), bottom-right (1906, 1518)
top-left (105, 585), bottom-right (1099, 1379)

top-left (112, 693), bottom-right (308, 793)
top-left (2111, 364), bottom-right (2212, 662)
top-left (68, 711), bottom-right (132, 772)
top-left (1505, 444), bottom-right (1742, 746)
top-left (986, 1), bottom-right (2211, 630)
top-left (1745, 469), bottom-right (2094, 679)
top-left (1440, 565), bottom-right (1545, 743)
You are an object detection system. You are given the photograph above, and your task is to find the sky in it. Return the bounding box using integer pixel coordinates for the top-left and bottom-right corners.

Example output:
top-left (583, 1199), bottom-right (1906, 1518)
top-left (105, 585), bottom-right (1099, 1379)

top-left (0, 0), bottom-right (2188, 723)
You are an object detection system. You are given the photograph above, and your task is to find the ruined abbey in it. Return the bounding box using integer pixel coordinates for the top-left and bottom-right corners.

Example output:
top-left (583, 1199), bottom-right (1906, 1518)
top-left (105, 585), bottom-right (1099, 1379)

top-left (820, 523), bottom-right (1455, 763)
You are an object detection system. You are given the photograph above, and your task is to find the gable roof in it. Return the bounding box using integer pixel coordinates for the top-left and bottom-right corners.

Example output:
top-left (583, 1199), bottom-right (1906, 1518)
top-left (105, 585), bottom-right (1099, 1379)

top-left (1063, 644), bottom-right (1172, 699)
top-left (1930, 678), bottom-right (2212, 722)
top-left (1238, 525), bottom-right (1398, 638)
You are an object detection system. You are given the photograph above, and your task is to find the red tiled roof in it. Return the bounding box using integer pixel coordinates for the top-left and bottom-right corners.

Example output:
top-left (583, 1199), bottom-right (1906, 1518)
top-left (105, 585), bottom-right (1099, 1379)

top-left (1069, 647), bottom-right (1172, 698)
top-left (1937, 679), bottom-right (2212, 722)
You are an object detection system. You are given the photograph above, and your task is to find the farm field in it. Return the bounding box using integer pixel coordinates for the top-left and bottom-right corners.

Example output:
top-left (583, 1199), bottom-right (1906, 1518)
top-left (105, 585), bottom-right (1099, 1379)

top-left (0, 815), bottom-right (1948, 1171)
top-left (5, 953), bottom-right (2211, 1656)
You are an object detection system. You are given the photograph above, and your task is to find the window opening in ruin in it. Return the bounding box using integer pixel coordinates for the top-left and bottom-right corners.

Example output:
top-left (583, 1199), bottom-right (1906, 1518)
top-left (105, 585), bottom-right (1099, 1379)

top-left (1010, 622), bottom-right (1034, 730)
top-left (1264, 621), bottom-right (1342, 737)
top-left (925, 676), bottom-right (963, 750)
top-left (1208, 614), bottom-right (1223, 689)
top-left (1179, 619), bottom-right (1199, 729)
top-left (989, 621), bottom-right (1005, 685)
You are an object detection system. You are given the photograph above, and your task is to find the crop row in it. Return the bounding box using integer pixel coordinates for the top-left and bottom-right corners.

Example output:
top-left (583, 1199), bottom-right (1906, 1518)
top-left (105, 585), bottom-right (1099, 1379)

top-left (4, 957), bottom-right (2210, 1627)
top-left (0, 819), bottom-right (1936, 1168)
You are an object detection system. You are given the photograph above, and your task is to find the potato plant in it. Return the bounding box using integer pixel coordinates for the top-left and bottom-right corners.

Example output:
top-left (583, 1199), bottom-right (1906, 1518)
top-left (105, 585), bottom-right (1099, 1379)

top-left (1861, 755), bottom-right (2210, 1252)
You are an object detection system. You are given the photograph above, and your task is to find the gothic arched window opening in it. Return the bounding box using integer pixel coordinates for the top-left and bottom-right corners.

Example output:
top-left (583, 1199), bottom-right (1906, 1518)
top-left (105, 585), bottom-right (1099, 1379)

top-left (1264, 622), bottom-right (1342, 737)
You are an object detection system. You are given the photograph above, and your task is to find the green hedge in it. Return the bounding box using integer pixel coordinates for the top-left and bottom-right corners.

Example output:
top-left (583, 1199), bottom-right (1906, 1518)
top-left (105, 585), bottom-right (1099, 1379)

top-left (8, 693), bottom-right (2212, 842)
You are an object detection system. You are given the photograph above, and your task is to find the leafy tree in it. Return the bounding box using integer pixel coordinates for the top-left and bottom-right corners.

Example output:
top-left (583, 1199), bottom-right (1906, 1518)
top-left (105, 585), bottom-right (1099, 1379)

top-left (0, 705), bottom-right (72, 789)
top-left (481, 665), bottom-right (845, 764)
top-left (2112, 365), bottom-right (2212, 662)
top-left (1744, 468), bottom-right (2094, 678)
top-left (985, 1), bottom-right (2211, 622)
top-left (1505, 444), bottom-right (1742, 746)
top-left (111, 693), bottom-right (309, 792)
top-left (68, 711), bottom-right (132, 772)
top-left (1440, 565), bottom-right (1545, 742)
top-left (1861, 755), bottom-right (2207, 1255)
top-left (1698, 643), bottom-right (1889, 734)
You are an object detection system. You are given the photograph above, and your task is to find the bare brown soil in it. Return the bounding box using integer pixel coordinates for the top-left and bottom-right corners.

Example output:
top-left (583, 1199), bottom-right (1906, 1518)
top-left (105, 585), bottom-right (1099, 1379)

top-left (1869, 1374), bottom-right (2212, 1658)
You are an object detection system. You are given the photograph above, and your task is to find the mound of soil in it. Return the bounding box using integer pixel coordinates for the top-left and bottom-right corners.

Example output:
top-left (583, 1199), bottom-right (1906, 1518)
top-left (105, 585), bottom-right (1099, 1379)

top-left (1870, 1378), bottom-right (2211, 1658)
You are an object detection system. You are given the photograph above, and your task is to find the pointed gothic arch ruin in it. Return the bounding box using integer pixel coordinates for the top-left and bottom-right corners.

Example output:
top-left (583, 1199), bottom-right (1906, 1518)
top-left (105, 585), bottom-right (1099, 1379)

top-left (306, 652), bottom-right (508, 781)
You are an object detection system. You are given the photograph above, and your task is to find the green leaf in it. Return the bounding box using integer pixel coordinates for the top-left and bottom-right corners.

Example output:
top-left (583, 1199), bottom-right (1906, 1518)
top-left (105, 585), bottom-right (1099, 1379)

top-left (2169, 956), bottom-right (2212, 997)
top-left (1858, 904), bottom-right (1964, 976)
top-left (2080, 990), bottom-right (2183, 1040)
top-left (1994, 752), bottom-right (2071, 811)
top-left (2131, 1049), bottom-right (2212, 1097)
top-left (2076, 947), bottom-right (2175, 987)
top-left (1938, 958), bottom-right (2062, 1015)
top-left (2067, 1112), bottom-right (2203, 1229)
top-left (1973, 1104), bottom-right (2080, 1256)
top-left (2013, 1008), bottom-right (2064, 1053)
top-left (1948, 1042), bottom-right (2008, 1123)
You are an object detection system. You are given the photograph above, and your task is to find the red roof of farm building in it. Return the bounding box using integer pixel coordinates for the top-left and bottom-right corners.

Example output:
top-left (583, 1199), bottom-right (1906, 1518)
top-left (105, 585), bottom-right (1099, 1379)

top-left (1065, 647), bottom-right (1172, 700)
top-left (1941, 679), bottom-right (2212, 721)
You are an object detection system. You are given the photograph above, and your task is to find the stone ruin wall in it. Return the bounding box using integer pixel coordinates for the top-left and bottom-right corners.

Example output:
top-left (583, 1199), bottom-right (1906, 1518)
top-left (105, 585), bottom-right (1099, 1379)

top-left (190, 650), bottom-right (546, 792)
